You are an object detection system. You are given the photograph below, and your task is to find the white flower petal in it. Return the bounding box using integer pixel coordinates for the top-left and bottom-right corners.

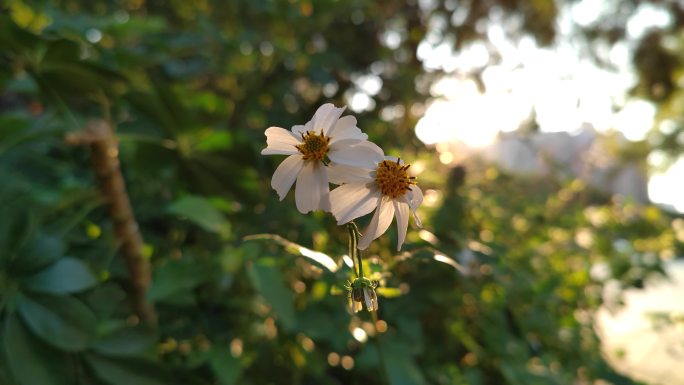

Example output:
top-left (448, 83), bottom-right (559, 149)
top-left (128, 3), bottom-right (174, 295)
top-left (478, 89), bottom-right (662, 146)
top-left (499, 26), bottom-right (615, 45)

top-left (329, 116), bottom-right (367, 142)
top-left (271, 155), bottom-right (304, 200)
top-left (393, 200), bottom-right (410, 251)
top-left (313, 163), bottom-right (331, 212)
top-left (295, 161), bottom-right (330, 213)
top-left (352, 298), bottom-right (363, 313)
top-left (406, 186), bottom-right (424, 228)
top-left (328, 164), bottom-right (375, 185)
top-left (363, 287), bottom-right (378, 311)
top-left (312, 104), bottom-right (346, 135)
top-left (262, 126), bottom-right (301, 155)
top-left (330, 183), bottom-right (381, 224)
top-left (358, 196), bottom-right (395, 250)
top-left (291, 124), bottom-right (306, 137)
top-left (262, 148), bottom-right (300, 156)
top-left (329, 140), bottom-right (384, 168)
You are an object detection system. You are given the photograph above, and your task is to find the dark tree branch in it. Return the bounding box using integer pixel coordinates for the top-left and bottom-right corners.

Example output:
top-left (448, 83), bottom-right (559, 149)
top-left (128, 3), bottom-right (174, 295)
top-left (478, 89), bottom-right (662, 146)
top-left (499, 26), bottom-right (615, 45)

top-left (66, 120), bottom-right (157, 326)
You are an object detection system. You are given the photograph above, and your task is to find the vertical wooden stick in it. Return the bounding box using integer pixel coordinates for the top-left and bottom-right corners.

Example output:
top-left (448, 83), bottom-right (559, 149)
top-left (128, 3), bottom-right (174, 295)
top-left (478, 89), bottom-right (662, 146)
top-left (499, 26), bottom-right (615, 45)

top-left (68, 120), bottom-right (157, 325)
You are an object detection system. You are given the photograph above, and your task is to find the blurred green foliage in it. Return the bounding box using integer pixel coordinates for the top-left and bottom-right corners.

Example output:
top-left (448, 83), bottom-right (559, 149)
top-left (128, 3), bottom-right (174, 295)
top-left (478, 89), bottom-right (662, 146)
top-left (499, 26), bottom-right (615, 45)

top-left (1, 0), bottom-right (683, 384)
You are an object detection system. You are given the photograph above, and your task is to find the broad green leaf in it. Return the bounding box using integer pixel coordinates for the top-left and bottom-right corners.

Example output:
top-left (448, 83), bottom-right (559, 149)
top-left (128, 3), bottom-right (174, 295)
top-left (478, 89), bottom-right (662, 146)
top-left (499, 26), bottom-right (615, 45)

top-left (168, 196), bottom-right (231, 236)
top-left (85, 353), bottom-right (170, 385)
top-left (3, 314), bottom-right (72, 385)
top-left (0, 332), bottom-right (17, 385)
top-left (92, 327), bottom-right (157, 357)
top-left (248, 258), bottom-right (295, 330)
top-left (209, 346), bottom-right (242, 385)
top-left (147, 259), bottom-right (217, 302)
top-left (22, 257), bottom-right (97, 294)
top-left (0, 207), bottom-right (34, 264)
top-left (16, 293), bottom-right (97, 351)
top-left (85, 283), bottom-right (127, 319)
top-left (14, 233), bottom-right (65, 274)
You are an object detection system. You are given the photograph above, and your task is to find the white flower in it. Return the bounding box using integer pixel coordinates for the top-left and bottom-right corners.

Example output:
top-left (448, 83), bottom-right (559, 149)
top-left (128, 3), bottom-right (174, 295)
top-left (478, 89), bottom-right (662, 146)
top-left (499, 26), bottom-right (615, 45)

top-left (261, 104), bottom-right (382, 214)
top-left (329, 152), bottom-right (423, 251)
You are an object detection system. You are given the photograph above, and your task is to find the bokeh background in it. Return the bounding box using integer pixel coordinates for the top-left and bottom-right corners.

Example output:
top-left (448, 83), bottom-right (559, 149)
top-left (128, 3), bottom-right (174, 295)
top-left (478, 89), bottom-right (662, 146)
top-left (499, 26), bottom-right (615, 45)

top-left (1, 1), bottom-right (684, 384)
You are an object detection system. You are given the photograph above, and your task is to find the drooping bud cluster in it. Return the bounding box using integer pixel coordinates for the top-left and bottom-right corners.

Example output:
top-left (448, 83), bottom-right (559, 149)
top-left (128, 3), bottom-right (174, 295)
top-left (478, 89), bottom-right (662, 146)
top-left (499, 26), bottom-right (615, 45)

top-left (347, 277), bottom-right (378, 313)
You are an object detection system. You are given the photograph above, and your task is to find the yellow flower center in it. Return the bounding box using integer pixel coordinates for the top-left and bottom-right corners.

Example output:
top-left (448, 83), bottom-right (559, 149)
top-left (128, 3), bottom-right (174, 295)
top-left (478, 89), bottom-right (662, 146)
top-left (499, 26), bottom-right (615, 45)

top-left (295, 130), bottom-right (330, 161)
top-left (375, 159), bottom-right (416, 199)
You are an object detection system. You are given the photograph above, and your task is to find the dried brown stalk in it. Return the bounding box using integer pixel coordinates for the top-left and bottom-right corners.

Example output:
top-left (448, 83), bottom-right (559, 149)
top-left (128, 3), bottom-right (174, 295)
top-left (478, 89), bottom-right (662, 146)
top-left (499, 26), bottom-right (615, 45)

top-left (67, 120), bottom-right (157, 325)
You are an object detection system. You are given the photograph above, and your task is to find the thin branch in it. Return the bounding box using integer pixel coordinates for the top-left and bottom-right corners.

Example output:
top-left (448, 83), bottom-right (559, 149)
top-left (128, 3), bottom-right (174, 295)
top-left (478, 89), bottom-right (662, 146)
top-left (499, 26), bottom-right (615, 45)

top-left (67, 120), bottom-right (157, 325)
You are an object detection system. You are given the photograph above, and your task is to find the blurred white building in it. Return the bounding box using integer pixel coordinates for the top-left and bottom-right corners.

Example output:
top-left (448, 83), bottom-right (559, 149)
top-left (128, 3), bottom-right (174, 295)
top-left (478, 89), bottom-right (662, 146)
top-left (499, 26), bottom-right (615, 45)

top-left (440, 126), bottom-right (650, 203)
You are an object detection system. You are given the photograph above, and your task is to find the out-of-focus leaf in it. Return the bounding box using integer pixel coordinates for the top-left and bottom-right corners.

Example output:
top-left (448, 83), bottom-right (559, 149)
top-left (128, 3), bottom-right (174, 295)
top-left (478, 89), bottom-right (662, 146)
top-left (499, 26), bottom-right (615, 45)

top-left (16, 292), bottom-right (97, 351)
top-left (0, 14), bottom-right (41, 52)
top-left (168, 195), bottom-right (231, 236)
top-left (382, 338), bottom-right (426, 385)
top-left (13, 233), bottom-right (64, 274)
top-left (0, 114), bottom-right (30, 153)
top-left (0, 332), bottom-right (16, 385)
top-left (195, 131), bottom-right (233, 152)
top-left (125, 91), bottom-right (178, 134)
top-left (84, 283), bottom-right (127, 319)
top-left (85, 353), bottom-right (170, 385)
top-left (243, 234), bottom-right (338, 272)
top-left (377, 287), bottom-right (403, 298)
top-left (3, 314), bottom-right (72, 385)
top-left (92, 327), bottom-right (158, 357)
top-left (209, 346), bottom-right (242, 385)
top-left (147, 259), bottom-right (217, 302)
top-left (0, 206), bottom-right (34, 264)
top-left (248, 258), bottom-right (295, 330)
top-left (22, 257), bottom-right (97, 294)
top-left (500, 362), bottom-right (558, 385)
top-left (42, 38), bottom-right (80, 62)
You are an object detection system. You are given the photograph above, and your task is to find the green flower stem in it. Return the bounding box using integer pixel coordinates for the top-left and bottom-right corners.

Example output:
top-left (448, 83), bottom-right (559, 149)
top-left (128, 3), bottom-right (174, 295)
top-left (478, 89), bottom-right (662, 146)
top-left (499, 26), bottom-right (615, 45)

top-left (347, 222), bottom-right (363, 278)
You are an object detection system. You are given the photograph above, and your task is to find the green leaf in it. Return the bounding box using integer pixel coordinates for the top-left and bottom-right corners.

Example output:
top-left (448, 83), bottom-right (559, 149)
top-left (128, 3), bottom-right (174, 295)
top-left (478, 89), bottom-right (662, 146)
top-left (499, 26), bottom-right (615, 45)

top-left (14, 233), bottom-right (65, 274)
top-left (376, 287), bottom-right (403, 298)
top-left (0, 206), bottom-right (34, 264)
top-left (85, 283), bottom-right (127, 319)
top-left (209, 346), bottom-right (242, 385)
top-left (85, 353), bottom-right (171, 385)
top-left (147, 259), bottom-right (217, 302)
top-left (382, 338), bottom-right (426, 385)
top-left (16, 293), bottom-right (97, 351)
top-left (147, 260), bottom-right (213, 302)
top-left (0, 332), bottom-right (17, 385)
top-left (167, 196), bottom-right (231, 236)
top-left (195, 131), bottom-right (233, 152)
top-left (248, 258), bottom-right (295, 330)
top-left (22, 257), bottom-right (97, 294)
top-left (3, 314), bottom-right (73, 385)
top-left (92, 327), bottom-right (158, 357)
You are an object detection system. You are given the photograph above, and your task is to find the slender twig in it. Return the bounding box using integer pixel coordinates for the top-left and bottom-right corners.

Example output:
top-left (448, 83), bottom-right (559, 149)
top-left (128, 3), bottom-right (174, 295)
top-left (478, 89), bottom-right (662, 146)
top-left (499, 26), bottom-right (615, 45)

top-left (67, 120), bottom-right (157, 325)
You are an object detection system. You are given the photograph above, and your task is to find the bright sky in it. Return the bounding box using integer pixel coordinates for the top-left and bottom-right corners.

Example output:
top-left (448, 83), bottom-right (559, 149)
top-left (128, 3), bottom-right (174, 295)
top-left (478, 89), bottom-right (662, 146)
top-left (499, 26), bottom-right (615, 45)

top-left (395, 1), bottom-right (681, 212)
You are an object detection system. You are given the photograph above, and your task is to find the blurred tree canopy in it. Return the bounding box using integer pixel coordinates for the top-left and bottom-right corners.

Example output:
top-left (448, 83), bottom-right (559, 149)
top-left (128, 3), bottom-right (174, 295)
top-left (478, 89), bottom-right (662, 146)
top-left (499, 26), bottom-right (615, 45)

top-left (1, 1), bottom-right (683, 385)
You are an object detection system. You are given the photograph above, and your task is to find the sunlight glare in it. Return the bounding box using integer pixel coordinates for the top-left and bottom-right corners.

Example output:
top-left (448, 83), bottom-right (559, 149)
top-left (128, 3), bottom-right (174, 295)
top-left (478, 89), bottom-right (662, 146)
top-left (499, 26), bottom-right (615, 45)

top-left (648, 157), bottom-right (684, 212)
top-left (613, 100), bottom-right (656, 141)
